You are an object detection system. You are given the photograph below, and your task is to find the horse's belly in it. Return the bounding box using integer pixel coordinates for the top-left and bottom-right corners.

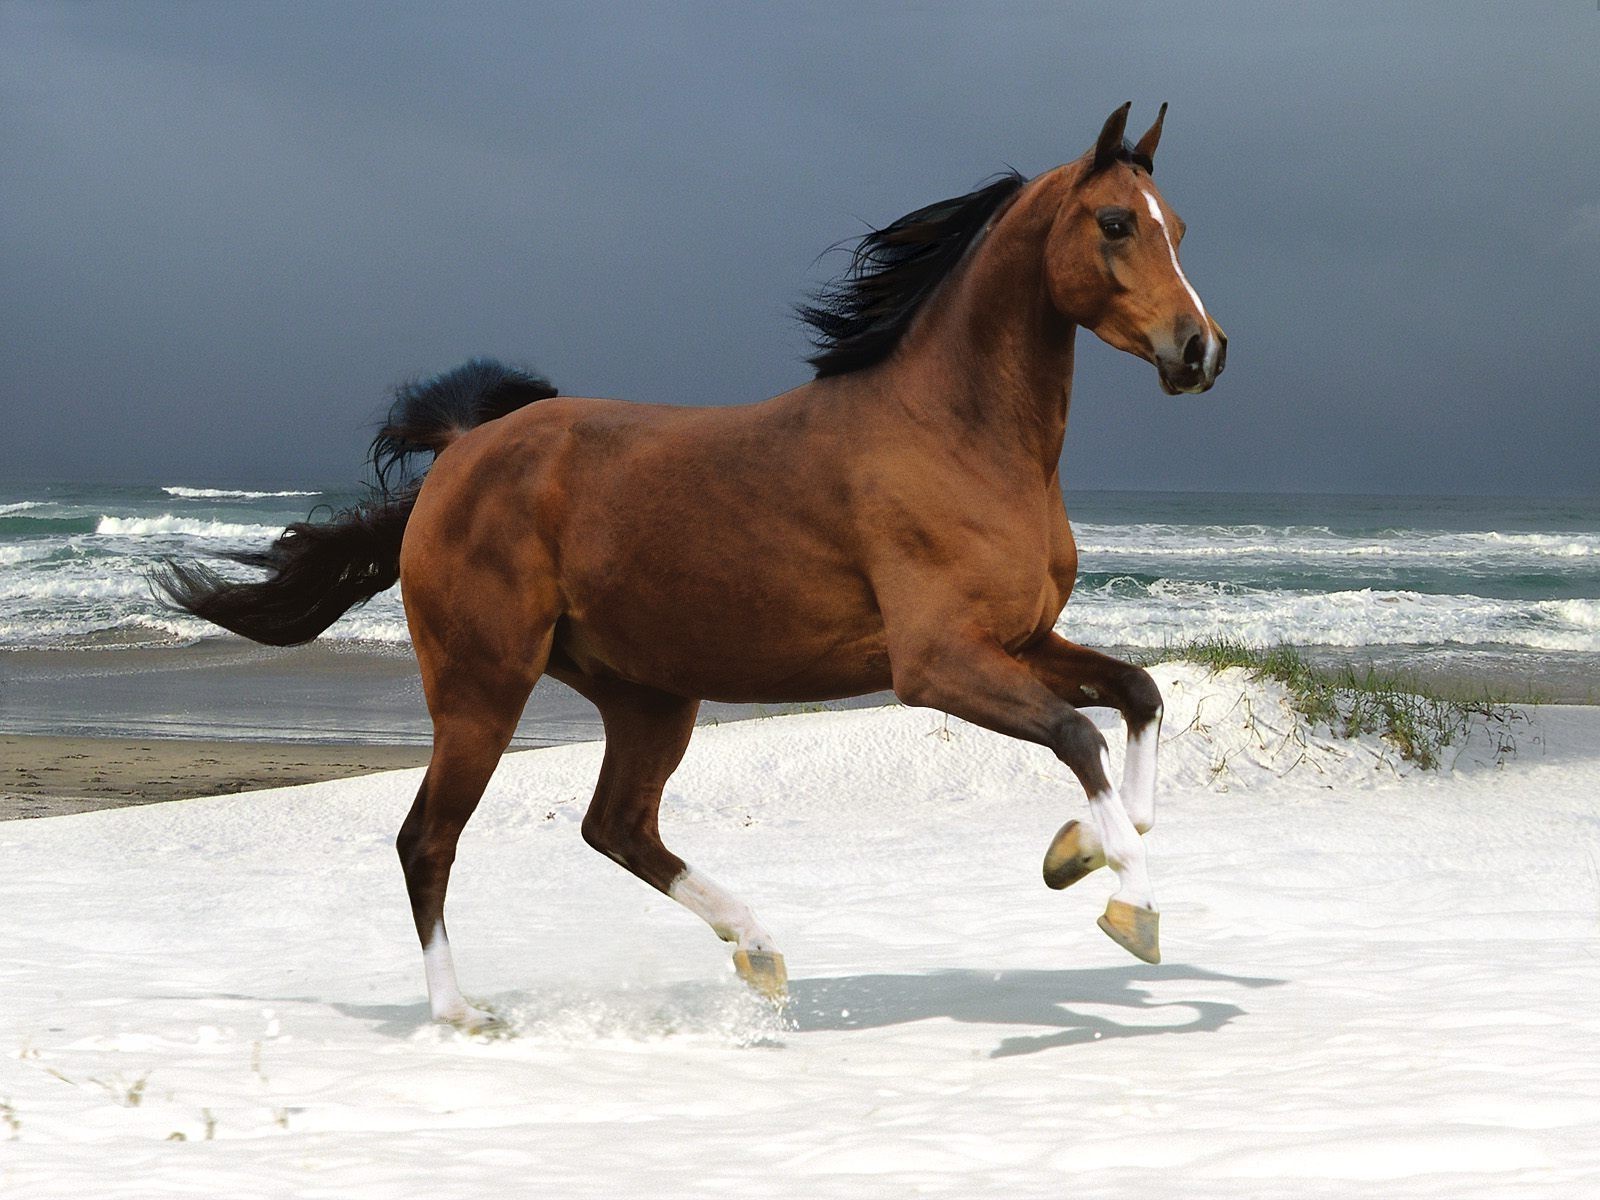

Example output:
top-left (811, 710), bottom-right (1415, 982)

top-left (559, 608), bottom-right (891, 703)
top-left (555, 552), bottom-right (893, 702)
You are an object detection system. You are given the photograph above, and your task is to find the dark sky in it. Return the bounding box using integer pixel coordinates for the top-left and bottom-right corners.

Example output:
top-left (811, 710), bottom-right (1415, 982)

top-left (2, 1), bottom-right (1597, 495)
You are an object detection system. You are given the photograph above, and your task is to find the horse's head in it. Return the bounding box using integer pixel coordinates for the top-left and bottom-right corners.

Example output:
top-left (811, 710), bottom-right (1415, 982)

top-left (1043, 103), bottom-right (1227, 395)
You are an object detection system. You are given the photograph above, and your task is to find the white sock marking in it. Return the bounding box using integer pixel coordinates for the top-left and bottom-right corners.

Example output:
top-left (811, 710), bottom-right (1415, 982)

top-left (422, 921), bottom-right (481, 1022)
top-left (1121, 707), bottom-right (1161, 834)
top-left (1086, 748), bottom-right (1155, 910)
top-left (669, 867), bottom-right (778, 954)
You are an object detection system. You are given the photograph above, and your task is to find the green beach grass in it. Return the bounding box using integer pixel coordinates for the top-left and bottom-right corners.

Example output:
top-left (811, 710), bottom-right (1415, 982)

top-left (1143, 638), bottom-right (1526, 769)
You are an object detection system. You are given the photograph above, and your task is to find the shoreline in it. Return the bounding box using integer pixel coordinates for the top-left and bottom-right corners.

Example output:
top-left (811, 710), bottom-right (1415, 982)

top-left (4, 640), bottom-right (1596, 822)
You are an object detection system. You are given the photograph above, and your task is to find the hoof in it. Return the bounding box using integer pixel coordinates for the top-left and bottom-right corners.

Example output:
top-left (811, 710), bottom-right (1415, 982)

top-left (1042, 819), bottom-right (1105, 890)
top-left (441, 1004), bottom-right (508, 1036)
top-left (733, 949), bottom-right (788, 1001)
top-left (1097, 898), bottom-right (1160, 964)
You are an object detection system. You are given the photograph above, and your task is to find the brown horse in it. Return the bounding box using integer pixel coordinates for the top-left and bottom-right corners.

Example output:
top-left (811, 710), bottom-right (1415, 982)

top-left (158, 103), bottom-right (1225, 1029)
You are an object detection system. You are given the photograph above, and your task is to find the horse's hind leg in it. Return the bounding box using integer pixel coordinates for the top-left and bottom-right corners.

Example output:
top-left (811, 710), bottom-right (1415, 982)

top-left (564, 675), bottom-right (785, 996)
top-left (398, 640), bottom-right (545, 1029)
top-left (1020, 634), bottom-right (1163, 891)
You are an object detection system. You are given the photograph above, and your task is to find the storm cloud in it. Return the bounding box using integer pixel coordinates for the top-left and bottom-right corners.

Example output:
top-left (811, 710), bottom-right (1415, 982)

top-left (2, 1), bottom-right (1596, 494)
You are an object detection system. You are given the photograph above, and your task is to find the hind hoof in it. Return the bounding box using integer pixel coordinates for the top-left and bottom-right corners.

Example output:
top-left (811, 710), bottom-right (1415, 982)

top-left (1097, 898), bottom-right (1160, 964)
top-left (440, 1004), bottom-right (508, 1036)
top-left (733, 949), bottom-right (788, 1001)
top-left (1042, 819), bottom-right (1106, 890)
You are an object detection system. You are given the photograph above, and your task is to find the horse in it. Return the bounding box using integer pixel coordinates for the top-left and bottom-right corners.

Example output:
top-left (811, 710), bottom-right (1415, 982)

top-left (156, 103), bottom-right (1226, 1030)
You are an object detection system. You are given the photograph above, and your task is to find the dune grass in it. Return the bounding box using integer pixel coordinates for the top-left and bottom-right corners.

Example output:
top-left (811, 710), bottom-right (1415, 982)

top-left (1142, 638), bottom-right (1523, 769)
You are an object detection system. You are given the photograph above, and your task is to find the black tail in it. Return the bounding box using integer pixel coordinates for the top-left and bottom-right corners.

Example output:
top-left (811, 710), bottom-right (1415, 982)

top-left (151, 358), bottom-right (557, 646)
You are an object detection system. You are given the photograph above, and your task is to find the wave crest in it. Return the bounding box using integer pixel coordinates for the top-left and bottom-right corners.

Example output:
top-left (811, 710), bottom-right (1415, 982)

top-left (161, 486), bottom-right (321, 499)
top-left (95, 514), bottom-right (281, 540)
top-left (1060, 583), bottom-right (1600, 653)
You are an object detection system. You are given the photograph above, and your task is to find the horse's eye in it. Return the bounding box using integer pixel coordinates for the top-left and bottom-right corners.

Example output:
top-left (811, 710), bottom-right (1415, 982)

top-left (1097, 209), bottom-right (1134, 241)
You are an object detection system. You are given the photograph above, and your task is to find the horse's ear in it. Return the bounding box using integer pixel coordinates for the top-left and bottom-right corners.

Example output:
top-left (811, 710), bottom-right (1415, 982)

top-left (1132, 102), bottom-right (1167, 172)
top-left (1091, 102), bottom-right (1133, 172)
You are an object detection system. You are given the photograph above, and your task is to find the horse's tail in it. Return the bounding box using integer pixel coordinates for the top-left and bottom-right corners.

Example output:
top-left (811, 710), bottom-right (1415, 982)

top-left (151, 359), bottom-right (557, 646)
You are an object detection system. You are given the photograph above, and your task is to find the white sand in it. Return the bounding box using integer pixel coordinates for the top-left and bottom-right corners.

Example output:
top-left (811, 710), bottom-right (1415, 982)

top-left (2, 663), bottom-right (1598, 1197)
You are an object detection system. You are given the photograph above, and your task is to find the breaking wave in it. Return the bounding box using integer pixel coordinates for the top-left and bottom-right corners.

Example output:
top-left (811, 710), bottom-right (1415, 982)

top-left (1073, 523), bottom-right (1600, 563)
top-left (94, 514), bottom-right (281, 540)
top-left (161, 486), bottom-right (321, 499)
top-left (1061, 579), bottom-right (1600, 653)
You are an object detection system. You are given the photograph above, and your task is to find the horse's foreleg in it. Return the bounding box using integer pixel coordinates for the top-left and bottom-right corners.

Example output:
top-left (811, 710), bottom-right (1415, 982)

top-left (891, 630), bottom-right (1160, 963)
top-left (1018, 636), bottom-right (1163, 891)
top-left (1021, 634), bottom-right (1163, 830)
top-left (574, 681), bottom-right (785, 996)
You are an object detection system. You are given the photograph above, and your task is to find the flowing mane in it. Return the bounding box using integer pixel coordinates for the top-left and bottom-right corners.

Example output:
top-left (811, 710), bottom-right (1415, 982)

top-left (799, 171), bottom-right (1026, 378)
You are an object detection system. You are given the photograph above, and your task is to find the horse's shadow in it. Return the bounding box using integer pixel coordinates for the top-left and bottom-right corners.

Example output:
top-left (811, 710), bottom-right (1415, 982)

top-left (784, 963), bottom-right (1284, 1057)
top-left (325, 962), bottom-right (1281, 1056)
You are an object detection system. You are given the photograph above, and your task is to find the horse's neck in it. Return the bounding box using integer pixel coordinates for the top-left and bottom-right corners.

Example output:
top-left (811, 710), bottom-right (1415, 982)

top-left (890, 183), bottom-right (1077, 474)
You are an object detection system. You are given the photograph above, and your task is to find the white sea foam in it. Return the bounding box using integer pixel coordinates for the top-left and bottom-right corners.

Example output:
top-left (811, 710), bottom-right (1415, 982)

top-left (1073, 522), bottom-right (1600, 561)
top-left (161, 485), bottom-right (321, 499)
top-left (0, 571), bottom-right (153, 602)
top-left (0, 557), bottom-right (408, 641)
top-left (94, 514), bottom-right (282, 540)
top-left (0, 543), bottom-right (51, 566)
top-left (1062, 582), bottom-right (1600, 652)
top-left (0, 603), bottom-right (410, 648)
top-left (0, 500), bottom-right (44, 516)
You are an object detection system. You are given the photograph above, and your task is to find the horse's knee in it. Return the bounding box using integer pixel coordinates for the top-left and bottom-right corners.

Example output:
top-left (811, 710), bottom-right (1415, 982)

top-left (1117, 665), bottom-right (1164, 731)
top-left (1051, 713), bottom-right (1111, 790)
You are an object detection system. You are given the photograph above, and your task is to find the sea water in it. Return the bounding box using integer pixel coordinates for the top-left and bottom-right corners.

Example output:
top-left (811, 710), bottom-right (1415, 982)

top-left (3, 483), bottom-right (1597, 655)
top-left (1, 482), bottom-right (1597, 739)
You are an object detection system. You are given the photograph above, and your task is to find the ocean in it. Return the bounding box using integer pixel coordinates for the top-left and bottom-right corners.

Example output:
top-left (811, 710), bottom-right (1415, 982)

top-left (2, 482), bottom-right (1598, 743)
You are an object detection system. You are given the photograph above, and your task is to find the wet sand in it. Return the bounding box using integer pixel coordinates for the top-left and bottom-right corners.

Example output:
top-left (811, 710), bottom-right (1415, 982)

top-left (0, 734), bottom-right (430, 820)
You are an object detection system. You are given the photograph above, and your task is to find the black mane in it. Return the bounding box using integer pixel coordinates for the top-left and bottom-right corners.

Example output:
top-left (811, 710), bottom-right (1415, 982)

top-left (798, 171), bottom-right (1026, 378)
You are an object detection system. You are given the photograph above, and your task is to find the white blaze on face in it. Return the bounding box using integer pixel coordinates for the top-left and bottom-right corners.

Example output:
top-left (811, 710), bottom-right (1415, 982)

top-left (1140, 187), bottom-right (1218, 378)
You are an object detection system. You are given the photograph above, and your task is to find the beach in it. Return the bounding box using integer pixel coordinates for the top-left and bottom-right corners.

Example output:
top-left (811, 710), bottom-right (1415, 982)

top-left (5, 638), bottom-right (1596, 824)
top-left (0, 642), bottom-right (894, 819)
top-left (0, 734), bottom-right (430, 820)
top-left (4, 662), bottom-right (1598, 1198)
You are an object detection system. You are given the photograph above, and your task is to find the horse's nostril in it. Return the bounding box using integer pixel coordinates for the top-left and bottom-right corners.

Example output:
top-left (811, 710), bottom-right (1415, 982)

top-left (1181, 333), bottom-right (1205, 369)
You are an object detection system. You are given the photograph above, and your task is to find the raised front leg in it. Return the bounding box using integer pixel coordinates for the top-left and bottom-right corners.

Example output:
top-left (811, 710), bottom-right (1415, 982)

top-left (1019, 635), bottom-right (1163, 890)
top-left (1022, 633), bottom-right (1163, 829)
top-left (890, 628), bottom-right (1161, 963)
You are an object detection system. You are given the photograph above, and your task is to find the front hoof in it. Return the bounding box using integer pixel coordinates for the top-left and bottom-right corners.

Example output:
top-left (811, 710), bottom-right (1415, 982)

top-left (733, 949), bottom-right (788, 1001)
top-left (1042, 819), bottom-right (1105, 890)
top-left (1097, 898), bottom-right (1161, 964)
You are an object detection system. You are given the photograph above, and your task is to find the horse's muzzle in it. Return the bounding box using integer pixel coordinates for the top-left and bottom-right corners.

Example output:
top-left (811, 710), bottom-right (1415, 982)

top-left (1156, 321), bottom-right (1227, 395)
